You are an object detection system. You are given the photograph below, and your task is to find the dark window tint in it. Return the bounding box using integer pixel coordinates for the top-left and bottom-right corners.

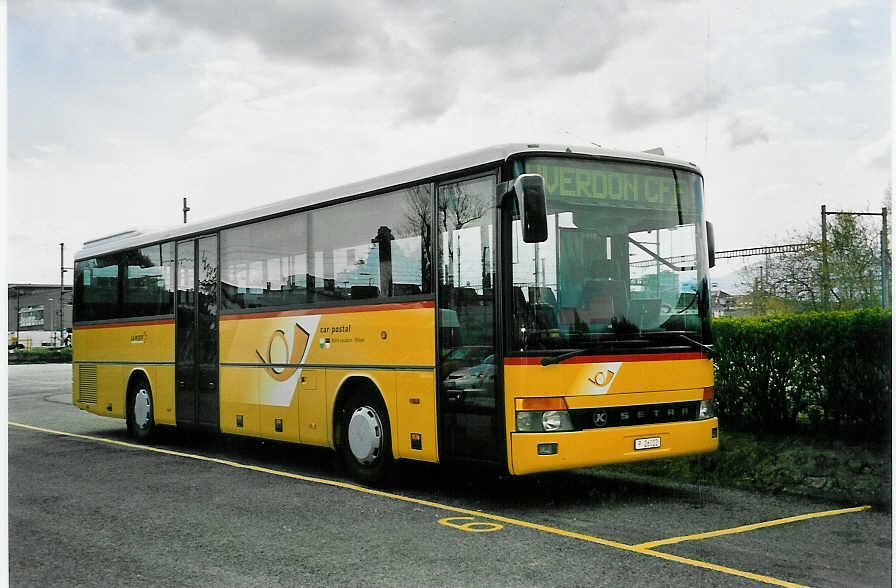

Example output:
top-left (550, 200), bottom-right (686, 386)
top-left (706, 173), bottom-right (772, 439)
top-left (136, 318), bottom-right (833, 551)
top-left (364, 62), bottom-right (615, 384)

top-left (123, 243), bottom-right (175, 317)
top-left (220, 184), bottom-right (433, 310)
top-left (309, 185), bottom-right (432, 302)
top-left (176, 240), bottom-right (196, 363)
top-left (436, 174), bottom-right (499, 460)
top-left (437, 176), bottom-right (496, 355)
top-left (220, 213), bottom-right (308, 310)
top-left (74, 255), bottom-right (121, 322)
top-left (197, 236), bottom-right (218, 365)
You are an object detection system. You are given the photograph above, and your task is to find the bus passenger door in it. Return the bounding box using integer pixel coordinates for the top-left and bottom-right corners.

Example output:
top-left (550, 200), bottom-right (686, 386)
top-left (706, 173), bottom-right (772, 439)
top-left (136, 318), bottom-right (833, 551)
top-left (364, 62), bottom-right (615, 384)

top-left (175, 236), bottom-right (220, 429)
top-left (436, 174), bottom-right (501, 462)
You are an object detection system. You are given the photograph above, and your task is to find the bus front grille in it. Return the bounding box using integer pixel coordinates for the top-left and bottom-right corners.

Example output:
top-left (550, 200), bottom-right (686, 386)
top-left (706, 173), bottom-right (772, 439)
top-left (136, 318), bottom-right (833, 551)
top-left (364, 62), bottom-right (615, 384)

top-left (569, 400), bottom-right (701, 430)
top-left (78, 365), bottom-right (98, 404)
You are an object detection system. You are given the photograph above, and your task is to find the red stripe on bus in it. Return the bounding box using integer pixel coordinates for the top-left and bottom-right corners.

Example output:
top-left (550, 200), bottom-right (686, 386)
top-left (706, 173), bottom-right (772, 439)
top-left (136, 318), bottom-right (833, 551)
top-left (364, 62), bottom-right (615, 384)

top-left (220, 299), bottom-right (435, 321)
top-left (73, 318), bottom-right (175, 330)
top-left (504, 352), bottom-right (707, 365)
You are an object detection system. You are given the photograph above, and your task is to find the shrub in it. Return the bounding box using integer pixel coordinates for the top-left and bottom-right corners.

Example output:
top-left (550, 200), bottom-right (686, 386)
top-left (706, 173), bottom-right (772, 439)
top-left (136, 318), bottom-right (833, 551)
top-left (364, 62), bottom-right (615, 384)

top-left (712, 309), bottom-right (891, 439)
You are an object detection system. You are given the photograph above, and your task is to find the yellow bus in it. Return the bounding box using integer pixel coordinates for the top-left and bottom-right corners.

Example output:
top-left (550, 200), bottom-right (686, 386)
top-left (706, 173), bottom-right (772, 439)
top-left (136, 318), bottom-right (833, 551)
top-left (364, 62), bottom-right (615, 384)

top-left (72, 143), bottom-right (718, 484)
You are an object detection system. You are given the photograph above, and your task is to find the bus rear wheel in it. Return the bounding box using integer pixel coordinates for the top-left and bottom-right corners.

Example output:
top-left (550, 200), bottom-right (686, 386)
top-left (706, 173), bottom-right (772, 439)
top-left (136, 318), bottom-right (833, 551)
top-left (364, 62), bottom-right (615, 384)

top-left (126, 377), bottom-right (155, 442)
top-left (339, 392), bottom-right (394, 486)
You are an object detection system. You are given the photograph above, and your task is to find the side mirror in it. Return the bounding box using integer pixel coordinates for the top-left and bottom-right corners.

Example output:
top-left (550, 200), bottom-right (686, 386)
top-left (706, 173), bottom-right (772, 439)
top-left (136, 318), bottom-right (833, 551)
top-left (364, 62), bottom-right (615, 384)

top-left (706, 220), bottom-right (716, 268)
top-left (502, 174), bottom-right (547, 243)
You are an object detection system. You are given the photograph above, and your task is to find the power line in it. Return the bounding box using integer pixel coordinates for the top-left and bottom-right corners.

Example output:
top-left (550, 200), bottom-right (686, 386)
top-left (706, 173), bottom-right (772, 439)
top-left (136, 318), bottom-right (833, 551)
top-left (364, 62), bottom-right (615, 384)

top-left (714, 243), bottom-right (810, 259)
top-left (631, 242), bottom-right (810, 268)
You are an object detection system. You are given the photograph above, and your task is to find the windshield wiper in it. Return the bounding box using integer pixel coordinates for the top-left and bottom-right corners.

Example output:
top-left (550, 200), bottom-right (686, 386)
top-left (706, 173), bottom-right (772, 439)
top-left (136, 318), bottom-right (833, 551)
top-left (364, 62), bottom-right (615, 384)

top-left (540, 339), bottom-right (648, 366)
top-left (541, 347), bottom-right (591, 366)
top-left (641, 330), bottom-right (714, 357)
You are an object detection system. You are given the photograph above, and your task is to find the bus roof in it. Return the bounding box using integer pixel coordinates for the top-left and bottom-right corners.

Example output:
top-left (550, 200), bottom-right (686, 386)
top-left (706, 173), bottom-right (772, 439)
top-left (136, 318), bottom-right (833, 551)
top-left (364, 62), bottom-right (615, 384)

top-left (75, 143), bottom-right (701, 260)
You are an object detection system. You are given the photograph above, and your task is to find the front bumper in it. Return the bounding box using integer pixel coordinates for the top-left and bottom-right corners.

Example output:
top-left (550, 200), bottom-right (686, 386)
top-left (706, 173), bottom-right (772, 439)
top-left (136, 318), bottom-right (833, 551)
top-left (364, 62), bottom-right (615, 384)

top-left (509, 417), bottom-right (718, 475)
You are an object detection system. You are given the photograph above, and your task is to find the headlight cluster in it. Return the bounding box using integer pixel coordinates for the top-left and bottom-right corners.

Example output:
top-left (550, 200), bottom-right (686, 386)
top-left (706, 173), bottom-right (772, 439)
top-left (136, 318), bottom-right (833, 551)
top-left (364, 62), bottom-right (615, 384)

top-left (696, 399), bottom-right (716, 420)
top-left (516, 410), bottom-right (574, 432)
top-left (696, 386), bottom-right (716, 420)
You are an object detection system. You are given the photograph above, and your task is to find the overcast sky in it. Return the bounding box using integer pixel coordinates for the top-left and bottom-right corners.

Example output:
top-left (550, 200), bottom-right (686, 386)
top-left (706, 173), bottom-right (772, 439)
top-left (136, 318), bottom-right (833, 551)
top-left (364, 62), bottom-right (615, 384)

top-left (6, 0), bottom-right (892, 286)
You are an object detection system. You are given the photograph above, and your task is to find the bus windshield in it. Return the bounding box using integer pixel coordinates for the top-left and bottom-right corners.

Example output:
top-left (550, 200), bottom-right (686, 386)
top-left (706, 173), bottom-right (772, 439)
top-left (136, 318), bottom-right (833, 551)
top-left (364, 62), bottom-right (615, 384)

top-left (510, 156), bottom-right (710, 353)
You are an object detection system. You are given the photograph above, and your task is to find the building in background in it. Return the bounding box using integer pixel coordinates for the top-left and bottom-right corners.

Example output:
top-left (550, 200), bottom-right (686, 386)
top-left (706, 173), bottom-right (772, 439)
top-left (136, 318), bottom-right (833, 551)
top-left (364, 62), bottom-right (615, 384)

top-left (8, 284), bottom-right (73, 348)
top-left (710, 288), bottom-right (751, 318)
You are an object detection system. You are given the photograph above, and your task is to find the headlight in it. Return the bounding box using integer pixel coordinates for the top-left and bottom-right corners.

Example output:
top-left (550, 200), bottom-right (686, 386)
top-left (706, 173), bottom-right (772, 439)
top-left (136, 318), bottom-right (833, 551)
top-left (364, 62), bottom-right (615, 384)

top-left (542, 410), bottom-right (573, 431)
top-left (516, 411), bottom-right (542, 432)
top-left (516, 410), bottom-right (574, 432)
top-left (697, 399), bottom-right (716, 420)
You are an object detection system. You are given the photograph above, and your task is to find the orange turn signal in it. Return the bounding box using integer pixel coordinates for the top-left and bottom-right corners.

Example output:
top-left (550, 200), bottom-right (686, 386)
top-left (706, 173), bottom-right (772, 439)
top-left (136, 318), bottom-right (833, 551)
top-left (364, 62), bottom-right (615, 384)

top-left (703, 386), bottom-right (714, 400)
top-left (519, 397), bottom-right (568, 411)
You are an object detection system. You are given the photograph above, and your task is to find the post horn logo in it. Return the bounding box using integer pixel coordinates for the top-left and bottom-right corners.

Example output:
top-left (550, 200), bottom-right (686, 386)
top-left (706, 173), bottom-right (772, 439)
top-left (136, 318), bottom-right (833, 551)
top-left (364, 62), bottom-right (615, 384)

top-left (255, 323), bottom-right (310, 382)
top-left (587, 368), bottom-right (616, 387)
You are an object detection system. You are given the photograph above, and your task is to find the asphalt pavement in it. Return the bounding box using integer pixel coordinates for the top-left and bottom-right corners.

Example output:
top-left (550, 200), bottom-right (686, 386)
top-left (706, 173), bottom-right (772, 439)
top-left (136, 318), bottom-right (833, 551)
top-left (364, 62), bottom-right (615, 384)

top-left (8, 364), bottom-right (892, 587)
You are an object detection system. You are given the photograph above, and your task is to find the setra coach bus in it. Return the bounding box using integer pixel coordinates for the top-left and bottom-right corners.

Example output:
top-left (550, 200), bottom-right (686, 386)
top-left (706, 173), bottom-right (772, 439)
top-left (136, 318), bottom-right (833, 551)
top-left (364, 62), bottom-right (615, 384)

top-left (72, 143), bottom-right (718, 484)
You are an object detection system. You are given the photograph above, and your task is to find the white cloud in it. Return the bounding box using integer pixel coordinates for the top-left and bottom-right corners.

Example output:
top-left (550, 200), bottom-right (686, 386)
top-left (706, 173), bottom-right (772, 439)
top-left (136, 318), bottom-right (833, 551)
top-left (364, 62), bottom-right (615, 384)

top-left (726, 111), bottom-right (790, 148)
top-left (609, 87), bottom-right (728, 132)
top-left (32, 143), bottom-right (67, 154)
top-left (113, 1), bottom-right (391, 65)
top-left (847, 134), bottom-right (892, 171)
top-left (5, 0), bottom-right (892, 283)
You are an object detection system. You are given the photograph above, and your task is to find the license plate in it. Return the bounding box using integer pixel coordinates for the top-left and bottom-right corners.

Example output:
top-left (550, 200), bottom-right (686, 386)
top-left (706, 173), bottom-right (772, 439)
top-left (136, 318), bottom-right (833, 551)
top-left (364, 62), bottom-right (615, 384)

top-left (634, 437), bottom-right (661, 450)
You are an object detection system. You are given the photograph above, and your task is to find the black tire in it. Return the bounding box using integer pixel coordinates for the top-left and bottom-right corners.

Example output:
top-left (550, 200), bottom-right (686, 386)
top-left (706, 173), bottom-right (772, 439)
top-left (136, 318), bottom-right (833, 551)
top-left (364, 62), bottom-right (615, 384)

top-left (126, 377), bottom-right (155, 442)
top-left (339, 390), bottom-right (394, 486)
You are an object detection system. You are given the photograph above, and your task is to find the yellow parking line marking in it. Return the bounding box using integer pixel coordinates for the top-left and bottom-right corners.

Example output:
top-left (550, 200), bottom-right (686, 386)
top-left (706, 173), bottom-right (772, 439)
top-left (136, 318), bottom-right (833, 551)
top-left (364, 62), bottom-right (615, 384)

top-left (635, 506), bottom-right (872, 549)
top-left (438, 516), bottom-right (503, 533)
top-left (10, 421), bottom-right (806, 587)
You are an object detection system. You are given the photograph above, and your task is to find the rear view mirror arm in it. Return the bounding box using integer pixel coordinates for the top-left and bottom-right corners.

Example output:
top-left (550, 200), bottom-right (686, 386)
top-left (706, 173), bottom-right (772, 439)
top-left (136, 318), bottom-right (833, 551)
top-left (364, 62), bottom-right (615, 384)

top-left (496, 174), bottom-right (547, 243)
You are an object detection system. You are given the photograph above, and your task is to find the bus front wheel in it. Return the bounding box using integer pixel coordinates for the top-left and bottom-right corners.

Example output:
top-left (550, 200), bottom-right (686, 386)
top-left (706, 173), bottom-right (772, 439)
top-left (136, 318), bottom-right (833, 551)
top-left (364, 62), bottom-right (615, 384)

top-left (339, 391), bottom-right (394, 486)
top-left (126, 377), bottom-right (155, 442)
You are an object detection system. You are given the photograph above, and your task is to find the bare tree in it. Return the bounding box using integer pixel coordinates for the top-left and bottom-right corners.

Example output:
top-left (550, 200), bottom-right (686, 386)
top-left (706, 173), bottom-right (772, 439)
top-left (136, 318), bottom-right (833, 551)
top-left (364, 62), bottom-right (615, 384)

top-left (739, 212), bottom-right (887, 313)
top-left (439, 183), bottom-right (487, 232)
top-left (400, 185), bottom-right (433, 291)
top-left (438, 183), bottom-right (487, 288)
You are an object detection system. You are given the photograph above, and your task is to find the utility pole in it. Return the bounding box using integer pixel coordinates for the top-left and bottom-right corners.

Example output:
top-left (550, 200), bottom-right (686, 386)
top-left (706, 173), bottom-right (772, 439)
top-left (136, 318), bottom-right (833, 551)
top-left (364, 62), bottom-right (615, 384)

top-left (183, 197), bottom-right (190, 224)
top-left (882, 207), bottom-right (889, 308)
top-left (47, 298), bottom-right (55, 340)
top-left (60, 242), bottom-right (65, 346)
top-left (15, 286), bottom-right (20, 348)
top-left (822, 205), bottom-right (889, 309)
top-left (821, 205), bottom-right (829, 310)
top-left (753, 277), bottom-right (760, 315)
top-left (757, 265), bottom-right (764, 315)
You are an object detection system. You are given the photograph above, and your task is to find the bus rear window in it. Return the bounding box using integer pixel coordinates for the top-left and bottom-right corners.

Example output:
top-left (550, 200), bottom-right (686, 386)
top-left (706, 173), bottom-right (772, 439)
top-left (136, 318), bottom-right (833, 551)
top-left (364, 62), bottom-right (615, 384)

top-left (74, 256), bottom-right (120, 322)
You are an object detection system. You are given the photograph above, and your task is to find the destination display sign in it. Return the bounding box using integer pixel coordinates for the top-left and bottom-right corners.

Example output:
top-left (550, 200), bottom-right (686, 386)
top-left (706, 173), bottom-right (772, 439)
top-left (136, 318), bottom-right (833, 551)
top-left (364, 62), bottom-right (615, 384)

top-left (525, 158), bottom-right (697, 211)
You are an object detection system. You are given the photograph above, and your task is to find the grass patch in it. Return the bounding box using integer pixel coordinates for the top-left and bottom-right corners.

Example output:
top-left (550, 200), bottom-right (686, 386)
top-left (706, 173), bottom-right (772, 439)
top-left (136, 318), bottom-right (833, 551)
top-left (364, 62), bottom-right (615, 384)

top-left (599, 430), bottom-right (891, 507)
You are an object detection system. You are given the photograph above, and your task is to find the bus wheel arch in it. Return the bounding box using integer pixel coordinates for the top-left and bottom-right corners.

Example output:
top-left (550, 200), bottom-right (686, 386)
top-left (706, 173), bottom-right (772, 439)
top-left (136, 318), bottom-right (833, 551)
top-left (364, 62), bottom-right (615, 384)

top-left (125, 369), bottom-right (155, 442)
top-left (333, 376), bottom-right (394, 486)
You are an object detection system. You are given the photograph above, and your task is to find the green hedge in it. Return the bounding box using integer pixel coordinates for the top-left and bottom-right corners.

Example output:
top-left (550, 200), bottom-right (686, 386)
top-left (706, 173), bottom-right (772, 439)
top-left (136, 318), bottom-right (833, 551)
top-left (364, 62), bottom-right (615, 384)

top-left (712, 309), bottom-right (891, 439)
top-left (8, 349), bottom-right (72, 364)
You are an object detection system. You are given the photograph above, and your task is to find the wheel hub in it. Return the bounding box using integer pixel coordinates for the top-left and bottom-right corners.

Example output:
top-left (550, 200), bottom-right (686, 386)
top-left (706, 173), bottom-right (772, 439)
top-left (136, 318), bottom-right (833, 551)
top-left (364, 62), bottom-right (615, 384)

top-left (134, 389), bottom-right (151, 428)
top-left (347, 406), bottom-right (383, 465)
